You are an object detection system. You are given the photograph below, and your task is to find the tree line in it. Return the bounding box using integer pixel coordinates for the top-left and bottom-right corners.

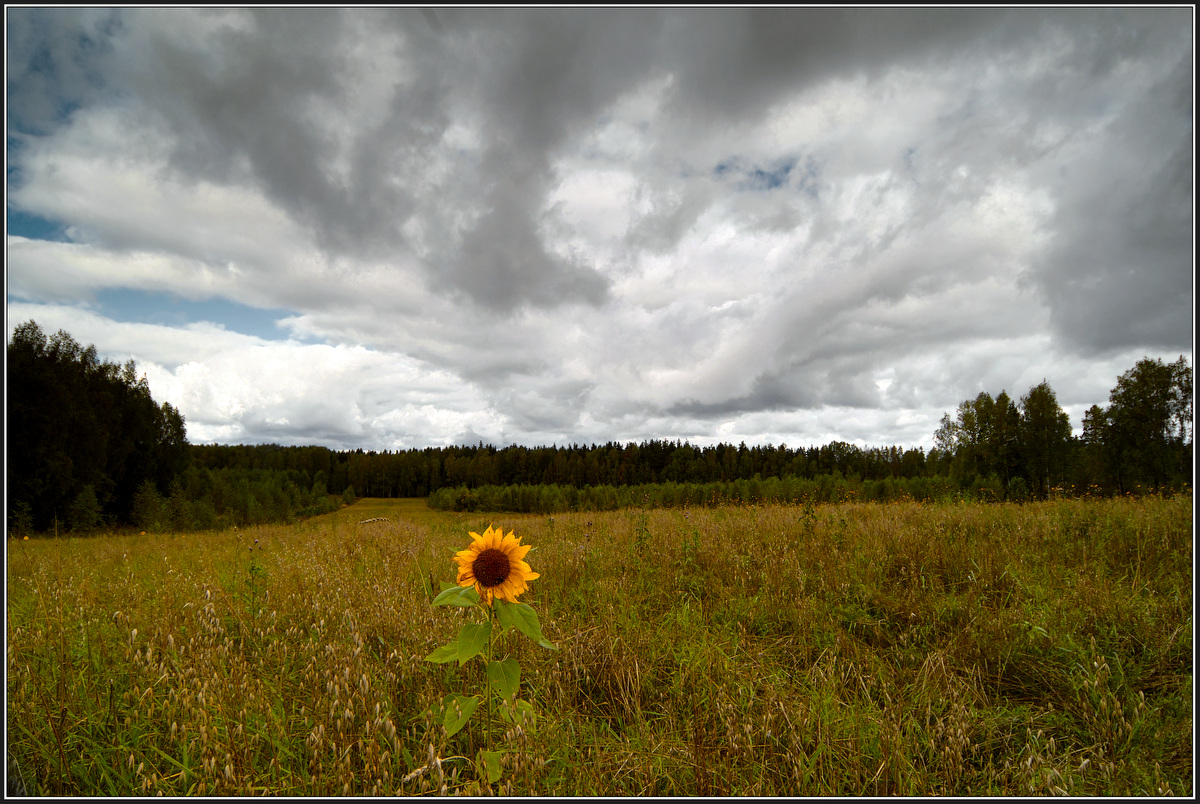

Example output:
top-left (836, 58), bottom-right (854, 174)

top-left (6, 319), bottom-right (1191, 533)
top-left (427, 474), bottom-right (971, 514)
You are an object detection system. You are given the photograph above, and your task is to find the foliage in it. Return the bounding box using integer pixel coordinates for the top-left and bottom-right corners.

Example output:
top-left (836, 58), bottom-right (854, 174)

top-left (1099, 356), bottom-right (1193, 491)
top-left (7, 321), bottom-right (188, 531)
top-left (120, 466), bottom-right (340, 532)
top-left (66, 485), bottom-right (103, 533)
top-left (428, 474), bottom-right (972, 514)
top-left (934, 358), bottom-right (1192, 499)
top-left (187, 439), bottom-right (936, 500)
top-left (1019, 381), bottom-right (1072, 499)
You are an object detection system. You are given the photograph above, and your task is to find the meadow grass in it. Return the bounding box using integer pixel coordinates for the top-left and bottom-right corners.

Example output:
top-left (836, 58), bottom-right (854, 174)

top-left (6, 495), bottom-right (1192, 795)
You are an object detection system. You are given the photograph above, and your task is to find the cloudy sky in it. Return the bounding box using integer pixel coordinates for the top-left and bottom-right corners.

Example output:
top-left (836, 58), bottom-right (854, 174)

top-left (6, 8), bottom-right (1194, 452)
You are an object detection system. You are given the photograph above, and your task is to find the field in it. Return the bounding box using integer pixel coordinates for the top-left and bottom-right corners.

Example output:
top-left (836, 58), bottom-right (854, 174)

top-left (6, 495), bottom-right (1193, 796)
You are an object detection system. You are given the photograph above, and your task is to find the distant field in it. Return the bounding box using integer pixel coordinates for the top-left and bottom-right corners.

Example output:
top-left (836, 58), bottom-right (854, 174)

top-left (6, 495), bottom-right (1192, 795)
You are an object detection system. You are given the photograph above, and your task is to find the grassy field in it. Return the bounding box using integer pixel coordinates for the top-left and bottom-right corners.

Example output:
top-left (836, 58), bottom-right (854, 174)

top-left (6, 495), bottom-right (1193, 795)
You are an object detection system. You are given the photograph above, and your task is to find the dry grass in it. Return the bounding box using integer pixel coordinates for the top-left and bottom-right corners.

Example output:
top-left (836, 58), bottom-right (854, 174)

top-left (6, 494), bottom-right (1192, 795)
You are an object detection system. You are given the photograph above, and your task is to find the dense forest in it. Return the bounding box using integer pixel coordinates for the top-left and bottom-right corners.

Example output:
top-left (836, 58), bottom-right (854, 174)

top-left (6, 320), bottom-right (1192, 531)
top-left (7, 321), bottom-right (189, 533)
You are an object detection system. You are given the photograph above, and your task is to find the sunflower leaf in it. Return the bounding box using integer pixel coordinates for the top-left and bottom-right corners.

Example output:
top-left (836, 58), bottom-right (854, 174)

top-left (432, 585), bottom-right (480, 608)
top-left (442, 694), bottom-right (480, 737)
top-left (424, 642), bottom-right (458, 664)
top-left (492, 598), bottom-right (521, 633)
top-left (487, 658), bottom-right (520, 700)
top-left (494, 600), bottom-right (557, 650)
top-left (457, 621), bottom-right (492, 666)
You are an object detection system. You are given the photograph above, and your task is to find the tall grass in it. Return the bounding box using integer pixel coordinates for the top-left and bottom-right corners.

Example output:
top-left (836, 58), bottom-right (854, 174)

top-left (6, 495), bottom-right (1192, 795)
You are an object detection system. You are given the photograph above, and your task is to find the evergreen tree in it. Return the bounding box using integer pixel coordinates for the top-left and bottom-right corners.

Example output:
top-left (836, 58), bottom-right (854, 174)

top-left (1019, 381), bottom-right (1072, 499)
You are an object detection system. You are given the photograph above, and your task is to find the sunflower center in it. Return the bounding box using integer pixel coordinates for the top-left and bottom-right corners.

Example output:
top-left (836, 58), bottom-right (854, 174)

top-left (473, 548), bottom-right (510, 587)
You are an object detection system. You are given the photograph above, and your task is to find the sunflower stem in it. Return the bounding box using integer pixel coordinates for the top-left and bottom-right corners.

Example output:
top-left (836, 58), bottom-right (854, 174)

top-left (486, 603), bottom-right (496, 755)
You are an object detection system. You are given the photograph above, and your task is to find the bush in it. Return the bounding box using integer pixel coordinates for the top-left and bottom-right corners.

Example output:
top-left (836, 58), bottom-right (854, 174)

top-left (8, 501), bottom-right (34, 538)
top-left (1006, 476), bottom-right (1031, 503)
top-left (132, 481), bottom-right (166, 532)
top-left (67, 485), bottom-right (103, 533)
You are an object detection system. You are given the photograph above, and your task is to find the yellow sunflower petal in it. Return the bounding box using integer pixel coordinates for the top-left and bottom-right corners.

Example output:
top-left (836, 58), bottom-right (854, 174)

top-left (481, 526), bottom-right (500, 548)
top-left (449, 525), bottom-right (540, 606)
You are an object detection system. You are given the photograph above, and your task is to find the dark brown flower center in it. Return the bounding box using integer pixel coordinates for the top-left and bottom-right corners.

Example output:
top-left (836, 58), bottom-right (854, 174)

top-left (473, 548), bottom-right (511, 587)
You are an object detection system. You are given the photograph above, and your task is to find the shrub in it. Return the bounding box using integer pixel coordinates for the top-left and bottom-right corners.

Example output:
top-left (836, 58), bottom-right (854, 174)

top-left (67, 484), bottom-right (103, 532)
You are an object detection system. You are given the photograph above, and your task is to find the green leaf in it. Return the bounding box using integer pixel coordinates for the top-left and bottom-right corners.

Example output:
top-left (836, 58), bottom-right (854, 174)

top-left (423, 642), bottom-right (458, 664)
top-left (432, 584), bottom-right (480, 608)
top-left (443, 694), bottom-right (480, 737)
top-left (494, 599), bottom-right (558, 650)
top-left (493, 598), bottom-right (519, 632)
top-left (480, 750), bottom-right (503, 785)
top-left (487, 657), bottom-right (520, 701)
top-left (457, 621), bottom-right (492, 666)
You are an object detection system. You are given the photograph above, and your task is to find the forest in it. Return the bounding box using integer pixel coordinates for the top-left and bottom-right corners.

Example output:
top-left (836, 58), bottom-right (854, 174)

top-left (6, 320), bottom-right (1193, 532)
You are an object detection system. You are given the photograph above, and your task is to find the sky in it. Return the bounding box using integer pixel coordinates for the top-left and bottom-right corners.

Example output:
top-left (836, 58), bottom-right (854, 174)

top-left (5, 8), bottom-right (1194, 452)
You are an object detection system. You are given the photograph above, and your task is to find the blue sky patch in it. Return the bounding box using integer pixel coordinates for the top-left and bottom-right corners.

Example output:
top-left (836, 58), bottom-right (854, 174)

top-left (713, 156), bottom-right (817, 194)
top-left (94, 288), bottom-right (309, 342)
top-left (7, 208), bottom-right (70, 242)
top-left (745, 158), bottom-right (796, 190)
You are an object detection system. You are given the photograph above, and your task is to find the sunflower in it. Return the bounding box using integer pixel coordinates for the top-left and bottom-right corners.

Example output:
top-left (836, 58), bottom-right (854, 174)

top-left (453, 524), bottom-right (540, 606)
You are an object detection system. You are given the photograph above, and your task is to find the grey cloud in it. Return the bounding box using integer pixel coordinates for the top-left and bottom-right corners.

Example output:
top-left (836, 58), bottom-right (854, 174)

top-left (494, 379), bottom-right (595, 435)
top-left (235, 412), bottom-right (364, 450)
top-left (5, 9), bottom-right (123, 136)
top-left (625, 179), bottom-right (716, 254)
top-left (1030, 49), bottom-right (1193, 356)
top-left (138, 9), bottom-right (661, 313)
top-left (444, 182), bottom-right (610, 311)
top-left (424, 11), bottom-right (665, 311)
top-left (657, 9), bottom-right (1015, 124)
top-left (666, 355), bottom-right (882, 421)
top-left (125, 11), bottom-right (434, 262)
